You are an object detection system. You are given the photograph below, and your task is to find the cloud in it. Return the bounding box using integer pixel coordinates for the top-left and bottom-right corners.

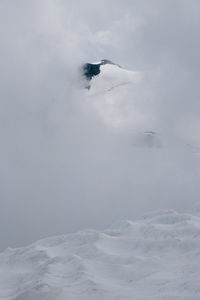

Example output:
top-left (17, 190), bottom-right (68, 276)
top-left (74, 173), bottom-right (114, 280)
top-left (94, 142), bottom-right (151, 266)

top-left (0, 0), bottom-right (200, 250)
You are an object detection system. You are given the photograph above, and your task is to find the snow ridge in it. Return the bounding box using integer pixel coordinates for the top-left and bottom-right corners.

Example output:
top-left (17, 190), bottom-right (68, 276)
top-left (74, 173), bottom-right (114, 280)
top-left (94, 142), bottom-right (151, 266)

top-left (1, 208), bottom-right (200, 299)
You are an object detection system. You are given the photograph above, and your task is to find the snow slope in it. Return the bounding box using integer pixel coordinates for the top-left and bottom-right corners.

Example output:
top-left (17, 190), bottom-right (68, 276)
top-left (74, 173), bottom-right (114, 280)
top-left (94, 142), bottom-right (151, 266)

top-left (83, 60), bottom-right (200, 152)
top-left (1, 207), bottom-right (200, 300)
top-left (85, 61), bottom-right (144, 130)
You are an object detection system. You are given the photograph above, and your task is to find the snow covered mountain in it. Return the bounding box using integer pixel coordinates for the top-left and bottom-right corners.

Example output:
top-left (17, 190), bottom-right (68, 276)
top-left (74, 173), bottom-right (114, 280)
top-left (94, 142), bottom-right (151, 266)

top-left (81, 60), bottom-right (200, 152)
top-left (82, 60), bottom-right (165, 149)
top-left (1, 206), bottom-right (200, 300)
top-left (82, 59), bottom-right (156, 147)
top-left (82, 59), bottom-right (141, 93)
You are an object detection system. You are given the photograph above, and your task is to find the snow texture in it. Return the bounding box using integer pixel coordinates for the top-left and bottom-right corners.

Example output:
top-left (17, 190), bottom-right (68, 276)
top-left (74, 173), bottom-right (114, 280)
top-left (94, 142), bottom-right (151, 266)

top-left (84, 61), bottom-right (200, 152)
top-left (1, 207), bottom-right (200, 300)
top-left (85, 60), bottom-right (146, 132)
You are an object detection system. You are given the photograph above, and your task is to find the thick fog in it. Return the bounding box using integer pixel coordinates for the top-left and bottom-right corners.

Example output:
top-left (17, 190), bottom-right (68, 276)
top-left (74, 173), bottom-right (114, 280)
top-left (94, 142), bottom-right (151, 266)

top-left (0, 0), bottom-right (200, 250)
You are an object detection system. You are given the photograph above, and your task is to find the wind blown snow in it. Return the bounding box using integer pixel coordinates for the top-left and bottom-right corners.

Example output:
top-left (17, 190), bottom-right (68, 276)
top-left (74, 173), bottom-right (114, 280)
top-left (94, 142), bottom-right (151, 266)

top-left (1, 205), bottom-right (200, 300)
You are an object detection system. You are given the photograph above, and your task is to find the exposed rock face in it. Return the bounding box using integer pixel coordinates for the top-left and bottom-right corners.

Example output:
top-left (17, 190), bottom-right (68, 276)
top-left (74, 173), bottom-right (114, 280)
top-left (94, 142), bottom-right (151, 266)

top-left (82, 63), bottom-right (101, 81)
top-left (82, 59), bottom-right (120, 81)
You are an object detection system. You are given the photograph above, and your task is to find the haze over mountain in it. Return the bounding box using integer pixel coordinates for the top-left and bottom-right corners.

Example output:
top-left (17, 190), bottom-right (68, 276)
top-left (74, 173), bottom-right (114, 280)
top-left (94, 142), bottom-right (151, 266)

top-left (1, 1), bottom-right (200, 299)
top-left (81, 59), bottom-right (199, 150)
top-left (1, 0), bottom-right (200, 269)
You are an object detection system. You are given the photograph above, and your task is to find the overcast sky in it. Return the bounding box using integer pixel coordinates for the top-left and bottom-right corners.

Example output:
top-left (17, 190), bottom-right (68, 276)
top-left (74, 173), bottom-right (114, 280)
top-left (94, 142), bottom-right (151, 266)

top-left (0, 0), bottom-right (200, 250)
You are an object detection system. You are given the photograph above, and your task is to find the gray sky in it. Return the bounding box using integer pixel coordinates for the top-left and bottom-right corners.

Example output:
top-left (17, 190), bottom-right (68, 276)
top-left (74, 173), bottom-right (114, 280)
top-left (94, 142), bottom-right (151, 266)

top-left (0, 0), bottom-right (200, 250)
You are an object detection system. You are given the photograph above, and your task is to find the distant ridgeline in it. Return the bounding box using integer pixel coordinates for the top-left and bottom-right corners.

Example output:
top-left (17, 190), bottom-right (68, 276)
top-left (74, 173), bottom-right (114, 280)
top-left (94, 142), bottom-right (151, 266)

top-left (82, 59), bottom-right (121, 82)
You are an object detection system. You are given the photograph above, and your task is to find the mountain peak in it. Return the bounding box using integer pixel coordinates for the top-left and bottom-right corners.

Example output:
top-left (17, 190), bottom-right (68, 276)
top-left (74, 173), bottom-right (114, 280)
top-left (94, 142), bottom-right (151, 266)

top-left (82, 59), bottom-right (121, 82)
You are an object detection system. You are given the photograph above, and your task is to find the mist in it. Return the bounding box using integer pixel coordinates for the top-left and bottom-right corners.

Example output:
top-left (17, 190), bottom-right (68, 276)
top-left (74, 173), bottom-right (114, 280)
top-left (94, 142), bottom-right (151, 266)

top-left (0, 0), bottom-right (200, 250)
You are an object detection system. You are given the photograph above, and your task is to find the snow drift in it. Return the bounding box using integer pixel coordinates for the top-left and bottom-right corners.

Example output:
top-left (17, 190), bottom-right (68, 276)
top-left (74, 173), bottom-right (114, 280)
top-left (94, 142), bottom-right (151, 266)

top-left (1, 206), bottom-right (200, 300)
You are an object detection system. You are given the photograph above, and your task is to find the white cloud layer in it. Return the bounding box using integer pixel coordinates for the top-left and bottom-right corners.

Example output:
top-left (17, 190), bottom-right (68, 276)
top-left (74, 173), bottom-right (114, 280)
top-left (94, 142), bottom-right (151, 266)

top-left (0, 0), bottom-right (200, 250)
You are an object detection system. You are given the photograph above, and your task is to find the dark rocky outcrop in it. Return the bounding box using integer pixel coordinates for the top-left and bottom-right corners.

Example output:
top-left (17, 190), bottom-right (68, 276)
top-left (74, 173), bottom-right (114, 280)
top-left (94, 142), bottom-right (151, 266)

top-left (82, 59), bottom-right (121, 82)
top-left (82, 63), bottom-right (101, 81)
